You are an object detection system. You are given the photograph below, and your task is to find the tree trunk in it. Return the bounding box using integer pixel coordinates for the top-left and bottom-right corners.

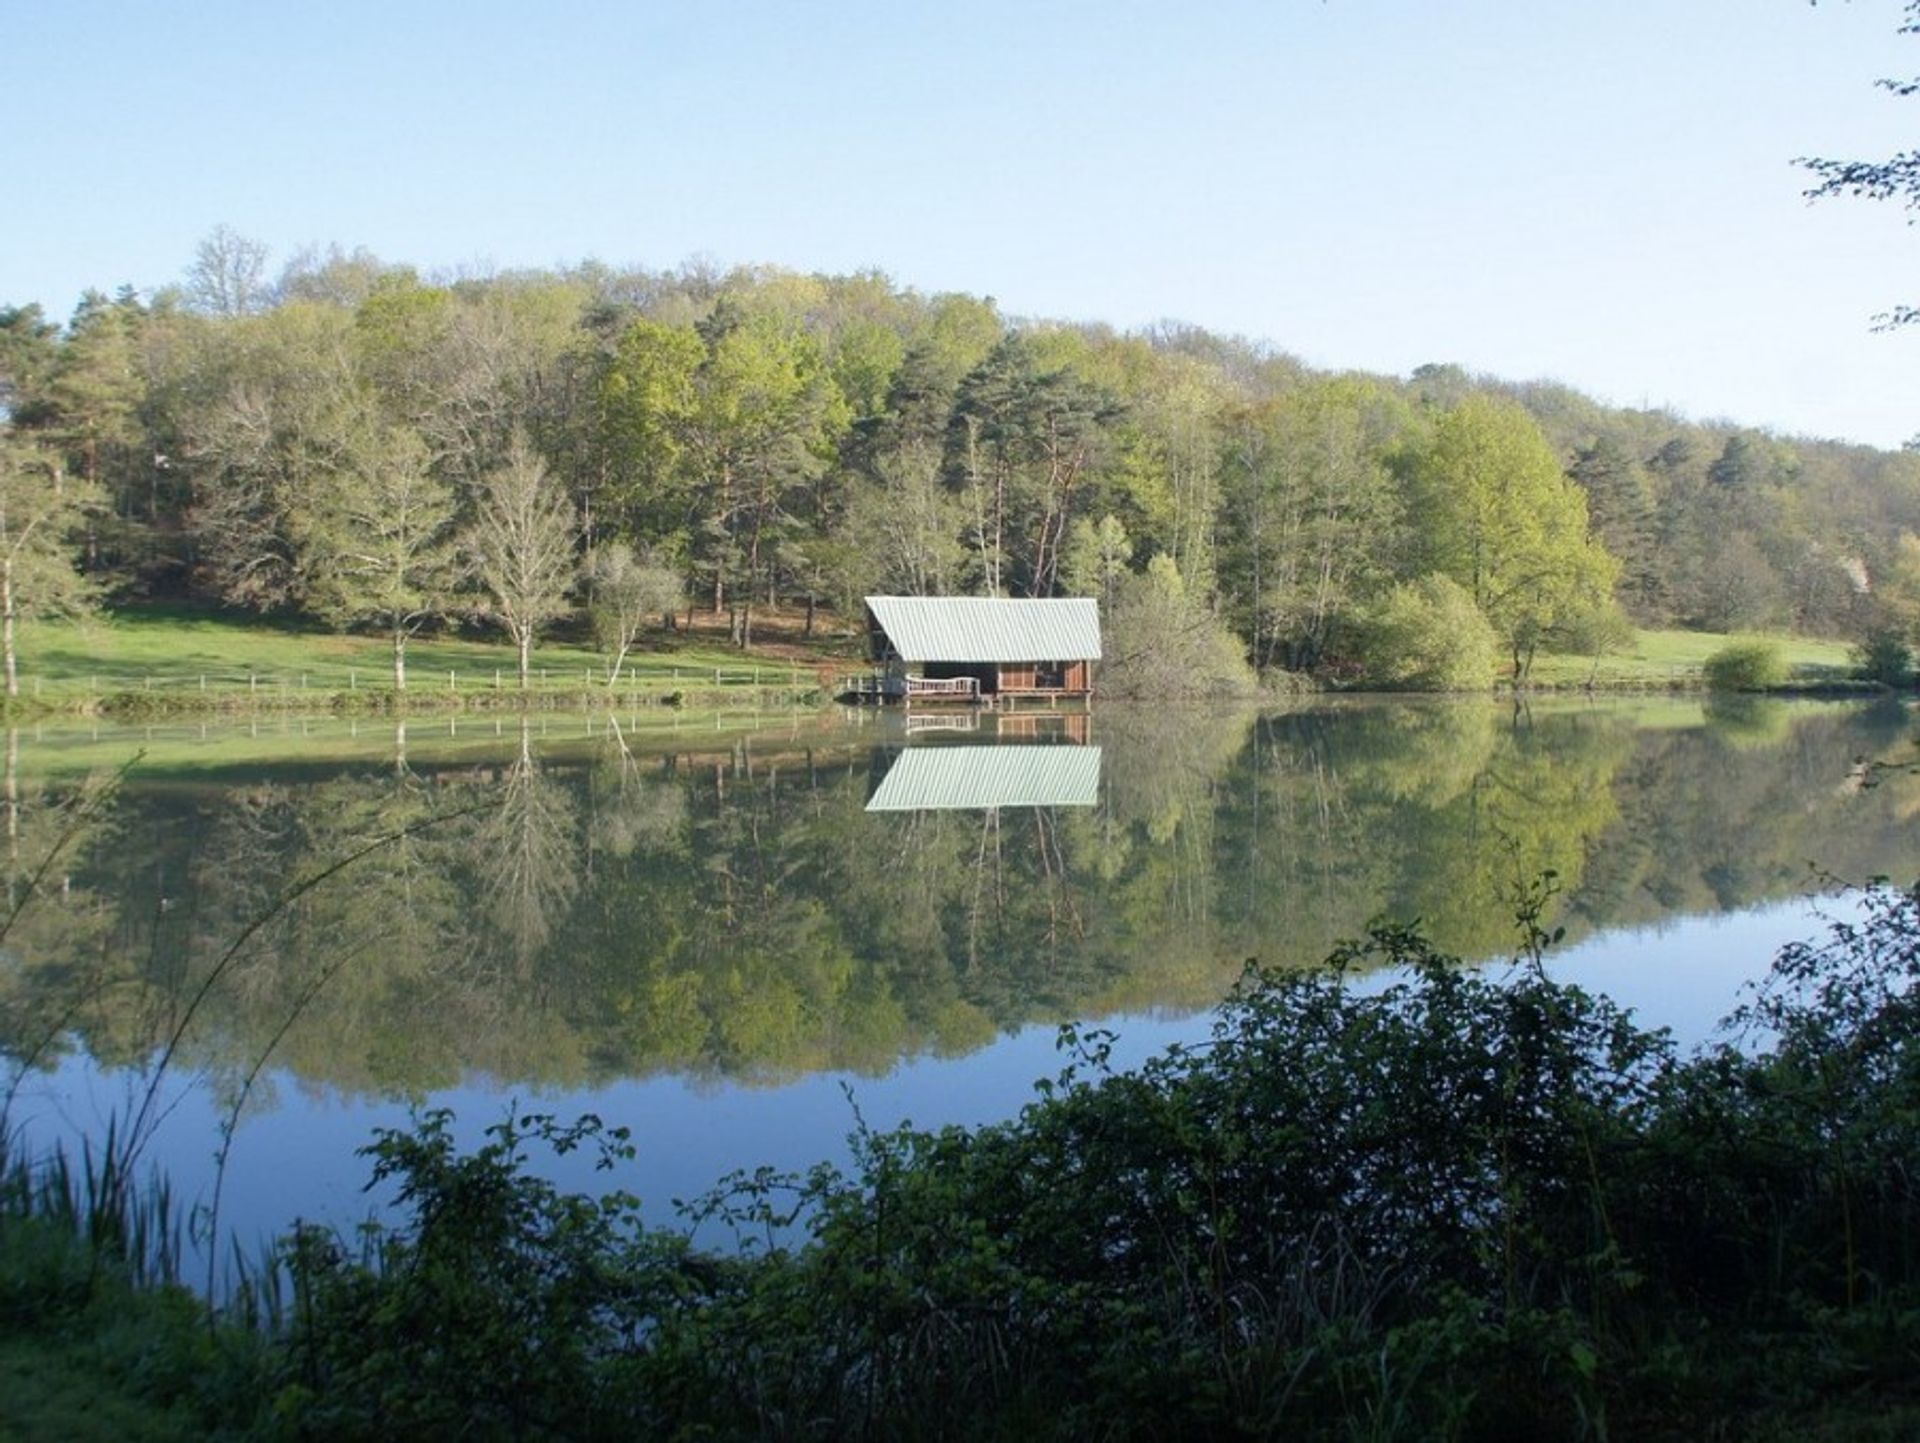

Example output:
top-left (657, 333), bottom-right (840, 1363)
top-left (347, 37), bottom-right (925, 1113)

top-left (518, 628), bottom-right (531, 690)
top-left (2, 560), bottom-right (16, 699)
top-left (393, 628), bottom-right (407, 692)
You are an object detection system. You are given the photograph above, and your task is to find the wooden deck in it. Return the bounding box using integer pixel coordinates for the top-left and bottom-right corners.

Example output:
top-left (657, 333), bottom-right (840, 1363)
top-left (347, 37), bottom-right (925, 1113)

top-left (842, 672), bottom-right (1090, 708)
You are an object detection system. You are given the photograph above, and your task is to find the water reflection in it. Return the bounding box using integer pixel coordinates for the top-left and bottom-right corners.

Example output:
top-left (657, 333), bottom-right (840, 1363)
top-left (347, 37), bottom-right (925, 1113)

top-left (867, 745), bottom-right (1101, 812)
top-left (0, 700), bottom-right (1914, 1108)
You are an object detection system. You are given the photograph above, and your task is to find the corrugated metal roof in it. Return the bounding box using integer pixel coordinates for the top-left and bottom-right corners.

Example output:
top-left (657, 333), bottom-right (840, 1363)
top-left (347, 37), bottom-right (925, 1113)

top-left (866, 745), bottom-right (1102, 812)
top-left (866, 596), bottom-right (1102, 663)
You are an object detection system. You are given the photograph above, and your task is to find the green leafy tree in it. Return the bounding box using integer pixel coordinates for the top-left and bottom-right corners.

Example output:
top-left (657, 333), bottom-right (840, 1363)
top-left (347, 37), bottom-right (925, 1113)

top-left (1219, 376), bottom-right (1408, 673)
top-left (185, 300), bottom-right (363, 610)
top-left (0, 304), bottom-right (59, 423)
top-left (948, 335), bottom-right (1121, 596)
top-left (1568, 437), bottom-right (1658, 616)
top-left (1062, 513), bottom-right (1133, 612)
top-left (594, 316), bottom-right (703, 548)
top-left (0, 432), bottom-right (100, 695)
top-left (682, 301), bottom-right (848, 642)
top-left (1404, 396), bottom-right (1620, 679)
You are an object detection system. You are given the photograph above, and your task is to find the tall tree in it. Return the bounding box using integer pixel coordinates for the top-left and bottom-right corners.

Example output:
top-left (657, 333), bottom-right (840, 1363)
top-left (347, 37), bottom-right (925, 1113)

top-left (0, 433), bottom-right (99, 696)
top-left (1219, 377), bottom-right (1407, 672)
top-left (947, 336), bottom-right (1119, 597)
top-left (185, 301), bottom-right (361, 610)
top-left (1568, 437), bottom-right (1658, 617)
top-left (1404, 396), bottom-right (1620, 679)
top-left (594, 316), bottom-right (702, 548)
top-left (467, 431), bottom-right (577, 687)
top-left (296, 420), bottom-right (460, 690)
top-left (681, 302), bottom-right (846, 644)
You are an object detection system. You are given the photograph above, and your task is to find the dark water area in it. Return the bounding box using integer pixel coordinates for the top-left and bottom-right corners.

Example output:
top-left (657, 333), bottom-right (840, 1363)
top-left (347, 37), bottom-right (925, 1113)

top-left (2, 696), bottom-right (1916, 1264)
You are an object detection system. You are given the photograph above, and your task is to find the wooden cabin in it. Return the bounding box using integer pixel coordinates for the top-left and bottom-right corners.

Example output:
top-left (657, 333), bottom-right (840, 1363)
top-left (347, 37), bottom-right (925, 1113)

top-left (863, 596), bottom-right (1100, 705)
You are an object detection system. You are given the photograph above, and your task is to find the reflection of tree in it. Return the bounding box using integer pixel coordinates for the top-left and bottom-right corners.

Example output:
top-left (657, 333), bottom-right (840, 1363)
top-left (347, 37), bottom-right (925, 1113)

top-left (478, 720), bottom-right (581, 977)
top-left (0, 739), bottom-right (117, 1072)
top-left (7, 702), bottom-right (1920, 1096)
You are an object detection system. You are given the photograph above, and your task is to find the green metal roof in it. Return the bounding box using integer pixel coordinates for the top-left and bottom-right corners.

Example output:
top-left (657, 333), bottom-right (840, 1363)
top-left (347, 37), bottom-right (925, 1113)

top-left (865, 745), bottom-right (1103, 812)
top-left (865, 596), bottom-right (1101, 663)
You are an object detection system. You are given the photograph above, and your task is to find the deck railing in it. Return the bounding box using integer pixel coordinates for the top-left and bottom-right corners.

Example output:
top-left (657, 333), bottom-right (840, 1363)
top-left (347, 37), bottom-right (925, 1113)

top-left (904, 675), bottom-right (981, 700)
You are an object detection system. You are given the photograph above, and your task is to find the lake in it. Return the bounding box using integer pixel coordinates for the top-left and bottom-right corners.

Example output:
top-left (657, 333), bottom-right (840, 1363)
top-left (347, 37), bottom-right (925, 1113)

top-left (2, 695), bottom-right (1916, 1277)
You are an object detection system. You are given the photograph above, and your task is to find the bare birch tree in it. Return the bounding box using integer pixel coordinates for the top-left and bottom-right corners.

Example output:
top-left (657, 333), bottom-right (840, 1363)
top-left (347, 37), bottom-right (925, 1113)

top-left (467, 431), bottom-right (577, 688)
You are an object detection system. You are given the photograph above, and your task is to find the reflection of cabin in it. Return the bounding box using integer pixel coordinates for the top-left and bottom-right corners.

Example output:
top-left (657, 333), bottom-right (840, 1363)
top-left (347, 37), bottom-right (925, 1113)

top-left (866, 745), bottom-right (1102, 812)
top-left (860, 596), bottom-right (1100, 705)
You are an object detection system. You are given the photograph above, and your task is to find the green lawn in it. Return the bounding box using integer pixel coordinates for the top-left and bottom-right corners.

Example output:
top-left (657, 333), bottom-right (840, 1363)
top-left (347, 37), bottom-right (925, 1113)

top-left (11, 609), bottom-right (830, 707)
top-left (1527, 627), bottom-right (1860, 689)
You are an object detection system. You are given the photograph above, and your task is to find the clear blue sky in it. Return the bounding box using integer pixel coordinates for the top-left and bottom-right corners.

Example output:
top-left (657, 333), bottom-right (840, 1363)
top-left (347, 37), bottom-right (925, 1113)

top-left (5, 0), bottom-right (1914, 446)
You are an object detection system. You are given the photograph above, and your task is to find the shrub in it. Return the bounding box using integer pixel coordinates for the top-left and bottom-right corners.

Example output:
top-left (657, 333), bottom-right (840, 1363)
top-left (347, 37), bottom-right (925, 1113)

top-left (1353, 575), bottom-right (1498, 690)
top-left (1852, 628), bottom-right (1916, 687)
top-left (1100, 555), bottom-right (1257, 699)
top-left (1702, 638), bottom-right (1788, 691)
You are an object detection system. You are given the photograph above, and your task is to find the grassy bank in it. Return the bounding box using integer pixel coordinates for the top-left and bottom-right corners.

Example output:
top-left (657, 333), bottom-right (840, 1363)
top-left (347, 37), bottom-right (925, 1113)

top-left (8, 607), bottom-right (850, 717)
top-left (6, 884), bottom-right (1920, 1440)
top-left (1524, 627), bottom-right (1863, 690)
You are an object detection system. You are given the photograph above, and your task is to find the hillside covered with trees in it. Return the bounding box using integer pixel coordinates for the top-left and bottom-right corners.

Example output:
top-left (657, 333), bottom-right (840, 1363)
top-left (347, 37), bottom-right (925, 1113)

top-left (3, 239), bottom-right (1918, 691)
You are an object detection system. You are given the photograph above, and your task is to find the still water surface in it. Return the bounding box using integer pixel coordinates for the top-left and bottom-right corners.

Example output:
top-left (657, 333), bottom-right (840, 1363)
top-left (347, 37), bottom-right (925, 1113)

top-left (3, 697), bottom-right (1916, 1264)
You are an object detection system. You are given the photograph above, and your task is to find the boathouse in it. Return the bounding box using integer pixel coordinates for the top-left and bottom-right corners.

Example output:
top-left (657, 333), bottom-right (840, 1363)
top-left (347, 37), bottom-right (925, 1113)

top-left (863, 596), bottom-right (1100, 704)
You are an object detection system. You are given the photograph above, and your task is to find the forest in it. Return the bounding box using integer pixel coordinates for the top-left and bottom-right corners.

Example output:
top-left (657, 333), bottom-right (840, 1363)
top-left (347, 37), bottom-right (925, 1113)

top-left (4, 236), bottom-right (1920, 694)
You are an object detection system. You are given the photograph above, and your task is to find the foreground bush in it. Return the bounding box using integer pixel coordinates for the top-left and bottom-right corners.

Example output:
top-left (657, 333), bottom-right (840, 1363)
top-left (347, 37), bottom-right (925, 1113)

top-left (8, 883), bottom-right (1920, 1440)
top-left (262, 881), bottom-right (1920, 1441)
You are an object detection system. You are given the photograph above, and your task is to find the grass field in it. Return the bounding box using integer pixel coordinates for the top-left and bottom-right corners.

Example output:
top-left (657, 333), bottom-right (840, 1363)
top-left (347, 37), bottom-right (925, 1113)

top-left (1525, 628), bottom-right (1861, 689)
top-left (9, 607), bottom-right (857, 712)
